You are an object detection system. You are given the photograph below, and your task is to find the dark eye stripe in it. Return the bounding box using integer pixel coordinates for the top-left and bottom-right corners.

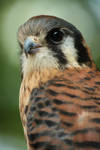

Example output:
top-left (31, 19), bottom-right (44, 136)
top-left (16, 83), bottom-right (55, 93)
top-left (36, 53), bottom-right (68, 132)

top-left (46, 28), bottom-right (67, 66)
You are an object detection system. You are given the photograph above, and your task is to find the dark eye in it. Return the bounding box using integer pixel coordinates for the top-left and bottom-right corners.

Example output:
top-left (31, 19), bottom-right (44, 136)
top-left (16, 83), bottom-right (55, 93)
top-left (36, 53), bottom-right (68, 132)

top-left (47, 28), bottom-right (64, 43)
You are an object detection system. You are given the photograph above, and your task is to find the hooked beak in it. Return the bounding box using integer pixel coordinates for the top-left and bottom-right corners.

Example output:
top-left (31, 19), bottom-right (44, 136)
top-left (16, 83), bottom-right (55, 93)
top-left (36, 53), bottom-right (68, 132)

top-left (24, 37), bottom-right (42, 54)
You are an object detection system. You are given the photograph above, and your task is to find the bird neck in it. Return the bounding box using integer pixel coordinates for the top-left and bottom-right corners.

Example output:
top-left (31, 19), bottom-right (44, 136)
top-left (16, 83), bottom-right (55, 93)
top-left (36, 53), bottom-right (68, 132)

top-left (22, 68), bottom-right (61, 89)
top-left (19, 68), bottom-right (60, 118)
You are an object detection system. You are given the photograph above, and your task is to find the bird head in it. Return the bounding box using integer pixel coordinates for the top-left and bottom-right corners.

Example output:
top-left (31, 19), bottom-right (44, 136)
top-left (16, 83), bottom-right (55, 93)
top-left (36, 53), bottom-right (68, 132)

top-left (17, 15), bottom-right (94, 77)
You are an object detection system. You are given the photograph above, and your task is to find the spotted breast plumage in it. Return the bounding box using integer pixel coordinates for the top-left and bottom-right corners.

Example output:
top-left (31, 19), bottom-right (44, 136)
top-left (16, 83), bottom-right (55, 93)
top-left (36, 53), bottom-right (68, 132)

top-left (17, 15), bottom-right (100, 150)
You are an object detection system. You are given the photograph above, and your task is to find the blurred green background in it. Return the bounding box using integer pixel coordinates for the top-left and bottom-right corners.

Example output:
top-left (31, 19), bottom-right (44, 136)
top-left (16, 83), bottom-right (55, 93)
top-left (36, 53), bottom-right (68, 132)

top-left (0, 0), bottom-right (100, 149)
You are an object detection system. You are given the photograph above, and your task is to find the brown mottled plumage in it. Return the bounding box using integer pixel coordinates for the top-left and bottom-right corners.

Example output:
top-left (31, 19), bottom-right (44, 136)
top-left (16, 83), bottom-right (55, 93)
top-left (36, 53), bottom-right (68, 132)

top-left (18, 15), bottom-right (100, 150)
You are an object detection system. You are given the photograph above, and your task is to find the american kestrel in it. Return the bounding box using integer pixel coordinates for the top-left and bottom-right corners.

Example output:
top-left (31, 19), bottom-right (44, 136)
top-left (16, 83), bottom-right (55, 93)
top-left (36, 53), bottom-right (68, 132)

top-left (18, 15), bottom-right (100, 150)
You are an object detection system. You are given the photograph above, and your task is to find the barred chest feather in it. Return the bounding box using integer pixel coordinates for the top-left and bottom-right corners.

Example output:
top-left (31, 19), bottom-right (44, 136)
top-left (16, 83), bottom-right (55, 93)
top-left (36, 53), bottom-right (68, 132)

top-left (19, 67), bottom-right (100, 150)
top-left (19, 69), bottom-right (61, 125)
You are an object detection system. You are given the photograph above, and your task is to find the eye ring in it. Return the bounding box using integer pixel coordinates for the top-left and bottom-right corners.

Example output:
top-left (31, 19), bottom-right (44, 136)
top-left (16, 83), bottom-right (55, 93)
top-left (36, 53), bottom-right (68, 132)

top-left (46, 28), bottom-right (64, 43)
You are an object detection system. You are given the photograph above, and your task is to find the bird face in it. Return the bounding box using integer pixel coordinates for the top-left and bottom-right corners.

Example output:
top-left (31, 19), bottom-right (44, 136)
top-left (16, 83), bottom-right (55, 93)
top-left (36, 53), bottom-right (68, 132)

top-left (17, 15), bottom-right (93, 76)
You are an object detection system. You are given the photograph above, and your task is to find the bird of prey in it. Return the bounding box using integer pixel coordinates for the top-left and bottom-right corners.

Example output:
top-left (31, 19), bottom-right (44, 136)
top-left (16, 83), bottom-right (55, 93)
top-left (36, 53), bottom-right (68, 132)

top-left (17, 15), bottom-right (100, 150)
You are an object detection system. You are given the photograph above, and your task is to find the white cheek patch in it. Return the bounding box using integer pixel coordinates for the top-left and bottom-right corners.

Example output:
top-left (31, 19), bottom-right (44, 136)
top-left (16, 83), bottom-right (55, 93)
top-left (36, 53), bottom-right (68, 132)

top-left (32, 47), bottom-right (59, 69)
top-left (61, 36), bottom-right (80, 67)
top-left (21, 47), bottom-right (59, 76)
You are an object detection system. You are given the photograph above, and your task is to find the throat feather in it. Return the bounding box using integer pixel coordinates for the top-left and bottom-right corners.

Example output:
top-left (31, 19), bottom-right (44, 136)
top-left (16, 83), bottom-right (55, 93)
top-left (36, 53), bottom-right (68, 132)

top-left (19, 68), bottom-right (61, 122)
